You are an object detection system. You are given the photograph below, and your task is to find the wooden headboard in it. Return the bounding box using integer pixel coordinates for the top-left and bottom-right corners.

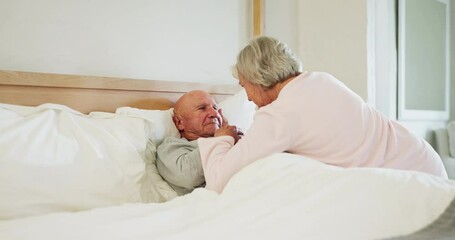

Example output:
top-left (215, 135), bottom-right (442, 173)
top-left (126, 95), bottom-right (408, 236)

top-left (0, 70), bottom-right (241, 114)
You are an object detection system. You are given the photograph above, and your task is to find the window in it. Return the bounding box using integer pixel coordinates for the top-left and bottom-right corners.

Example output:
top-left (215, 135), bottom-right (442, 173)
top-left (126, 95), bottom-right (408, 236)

top-left (398, 0), bottom-right (451, 120)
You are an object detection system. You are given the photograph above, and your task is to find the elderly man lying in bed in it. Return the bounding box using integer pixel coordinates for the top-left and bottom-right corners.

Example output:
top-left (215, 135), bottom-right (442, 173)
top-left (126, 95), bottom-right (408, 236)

top-left (156, 90), bottom-right (243, 195)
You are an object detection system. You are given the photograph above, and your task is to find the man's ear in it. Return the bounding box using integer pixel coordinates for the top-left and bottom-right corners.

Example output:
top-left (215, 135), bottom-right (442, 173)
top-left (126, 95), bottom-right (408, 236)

top-left (172, 115), bottom-right (184, 131)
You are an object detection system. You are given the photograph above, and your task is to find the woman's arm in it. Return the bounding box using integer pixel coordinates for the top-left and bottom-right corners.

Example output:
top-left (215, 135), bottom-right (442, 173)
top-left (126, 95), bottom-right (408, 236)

top-left (198, 107), bottom-right (294, 193)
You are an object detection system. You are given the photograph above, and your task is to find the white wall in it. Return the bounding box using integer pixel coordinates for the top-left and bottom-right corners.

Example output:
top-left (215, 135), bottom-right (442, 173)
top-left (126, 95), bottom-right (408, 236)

top-left (297, 0), bottom-right (368, 100)
top-left (1, 0), bottom-right (452, 141)
top-left (264, 0), bottom-right (368, 100)
top-left (0, 0), bottom-right (249, 84)
top-left (264, 0), bottom-right (298, 55)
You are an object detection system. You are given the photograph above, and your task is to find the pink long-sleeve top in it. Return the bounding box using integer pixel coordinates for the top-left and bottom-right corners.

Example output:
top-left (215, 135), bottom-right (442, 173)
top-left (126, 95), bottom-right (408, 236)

top-left (198, 71), bottom-right (448, 193)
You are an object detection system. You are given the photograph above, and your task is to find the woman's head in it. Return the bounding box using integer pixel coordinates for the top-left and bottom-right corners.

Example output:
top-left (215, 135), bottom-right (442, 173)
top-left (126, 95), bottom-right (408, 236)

top-left (233, 36), bottom-right (302, 88)
top-left (232, 36), bottom-right (302, 107)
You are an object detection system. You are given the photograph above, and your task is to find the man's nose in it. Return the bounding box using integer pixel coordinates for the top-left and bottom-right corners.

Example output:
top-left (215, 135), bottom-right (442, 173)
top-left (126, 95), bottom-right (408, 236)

top-left (207, 107), bottom-right (219, 117)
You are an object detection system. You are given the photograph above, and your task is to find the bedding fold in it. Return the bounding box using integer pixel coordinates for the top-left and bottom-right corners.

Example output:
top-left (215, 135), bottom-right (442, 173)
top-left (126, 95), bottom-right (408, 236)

top-left (1, 153), bottom-right (454, 240)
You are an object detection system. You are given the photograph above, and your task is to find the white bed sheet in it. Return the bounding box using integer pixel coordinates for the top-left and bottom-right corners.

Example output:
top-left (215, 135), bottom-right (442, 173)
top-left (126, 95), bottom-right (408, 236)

top-left (1, 153), bottom-right (454, 240)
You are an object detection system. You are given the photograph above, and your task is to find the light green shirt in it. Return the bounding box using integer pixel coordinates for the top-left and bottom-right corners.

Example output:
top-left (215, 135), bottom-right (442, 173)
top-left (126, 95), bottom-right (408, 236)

top-left (156, 137), bottom-right (205, 195)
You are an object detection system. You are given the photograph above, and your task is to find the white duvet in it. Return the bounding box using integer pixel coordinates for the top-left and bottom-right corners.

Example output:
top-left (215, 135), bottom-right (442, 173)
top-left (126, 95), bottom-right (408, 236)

top-left (1, 153), bottom-right (454, 240)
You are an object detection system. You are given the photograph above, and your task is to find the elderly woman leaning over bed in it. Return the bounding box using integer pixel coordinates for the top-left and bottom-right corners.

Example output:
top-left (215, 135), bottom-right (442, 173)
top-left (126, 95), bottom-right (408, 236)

top-left (198, 36), bottom-right (448, 193)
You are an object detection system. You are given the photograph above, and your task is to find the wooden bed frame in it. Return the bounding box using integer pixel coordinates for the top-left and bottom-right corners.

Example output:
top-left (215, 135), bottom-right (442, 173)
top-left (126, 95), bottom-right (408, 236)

top-left (0, 70), bottom-right (240, 114)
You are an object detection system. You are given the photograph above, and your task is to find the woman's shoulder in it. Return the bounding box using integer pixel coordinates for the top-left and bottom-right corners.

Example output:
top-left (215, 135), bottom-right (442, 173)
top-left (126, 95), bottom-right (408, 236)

top-left (278, 71), bottom-right (337, 96)
top-left (295, 71), bottom-right (350, 93)
top-left (300, 71), bottom-right (340, 82)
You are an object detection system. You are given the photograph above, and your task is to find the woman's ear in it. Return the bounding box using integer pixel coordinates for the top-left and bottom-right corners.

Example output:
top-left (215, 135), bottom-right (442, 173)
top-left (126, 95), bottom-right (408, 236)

top-left (172, 115), bottom-right (184, 131)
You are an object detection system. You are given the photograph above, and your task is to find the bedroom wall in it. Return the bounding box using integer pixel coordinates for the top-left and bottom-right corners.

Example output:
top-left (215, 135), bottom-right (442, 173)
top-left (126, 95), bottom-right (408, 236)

top-left (264, 0), bottom-right (368, 100)
top-left (263, 0), bottom-right (298, 58)
top-left (1, 0), bottom-right (452, 140)
top-left (296, 0), bottom-right (369, 101)
top-left (0, 0), bottom-right (250, 85)
top-left (1, 0), bottom-right (369, 107)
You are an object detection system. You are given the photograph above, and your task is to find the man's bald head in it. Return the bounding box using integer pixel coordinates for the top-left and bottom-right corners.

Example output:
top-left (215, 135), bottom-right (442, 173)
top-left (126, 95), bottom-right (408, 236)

top-left (172, 90), bottom-right (223, 141)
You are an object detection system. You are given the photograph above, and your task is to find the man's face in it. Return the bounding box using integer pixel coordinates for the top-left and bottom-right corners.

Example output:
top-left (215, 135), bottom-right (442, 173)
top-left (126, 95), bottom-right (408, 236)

top-left (174, 91), bottom-right (223, 141)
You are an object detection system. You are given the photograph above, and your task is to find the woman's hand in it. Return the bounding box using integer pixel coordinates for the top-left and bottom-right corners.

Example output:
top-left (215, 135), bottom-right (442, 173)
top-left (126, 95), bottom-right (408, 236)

top-left (216, 108), bottom-right (243, 144)
top-left (215, 125), bottom-right (243, 144)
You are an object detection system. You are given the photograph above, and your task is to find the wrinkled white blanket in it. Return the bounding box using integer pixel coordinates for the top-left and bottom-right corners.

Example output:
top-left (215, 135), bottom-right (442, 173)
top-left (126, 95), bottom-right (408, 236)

top-left (1, 153), bottom-right (454, 240)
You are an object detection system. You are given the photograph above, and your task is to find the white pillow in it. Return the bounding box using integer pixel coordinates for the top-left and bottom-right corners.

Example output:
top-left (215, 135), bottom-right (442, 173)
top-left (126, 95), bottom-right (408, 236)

top-left (115, 107), bottom-right (180, 145)
top-left (115, 91), bottom-right (256, 201)
top-left (0, 103), bottom-right (171, 219)
top-left (448, 121), bottom-right (455, 158)
top-left (116, 89), bottom-right (257, 140)
top-left (218, 89), bottom-right (257, 132)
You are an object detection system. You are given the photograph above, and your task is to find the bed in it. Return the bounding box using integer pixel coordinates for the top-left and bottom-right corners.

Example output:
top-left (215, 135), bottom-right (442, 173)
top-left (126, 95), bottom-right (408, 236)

top-left (0, 70), bottom-right (455, 240)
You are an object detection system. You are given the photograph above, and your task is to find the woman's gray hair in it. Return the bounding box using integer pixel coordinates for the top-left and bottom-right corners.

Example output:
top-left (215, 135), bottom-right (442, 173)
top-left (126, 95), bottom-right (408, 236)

top-left (233, 36), bottom-right (302, 88)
